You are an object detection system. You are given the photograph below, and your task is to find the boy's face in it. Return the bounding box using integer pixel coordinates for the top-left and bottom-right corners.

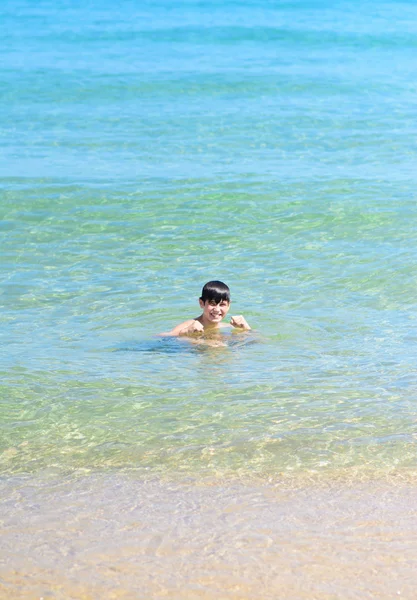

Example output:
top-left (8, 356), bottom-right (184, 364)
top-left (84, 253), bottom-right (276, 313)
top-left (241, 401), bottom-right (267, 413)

top-left (199, 298), bottom-right (230, 325)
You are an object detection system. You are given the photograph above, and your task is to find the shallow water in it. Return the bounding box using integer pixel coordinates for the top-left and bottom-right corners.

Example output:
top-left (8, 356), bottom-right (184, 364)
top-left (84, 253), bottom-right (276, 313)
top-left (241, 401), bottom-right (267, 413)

top-left (2, 0), bottom-right (417, 596)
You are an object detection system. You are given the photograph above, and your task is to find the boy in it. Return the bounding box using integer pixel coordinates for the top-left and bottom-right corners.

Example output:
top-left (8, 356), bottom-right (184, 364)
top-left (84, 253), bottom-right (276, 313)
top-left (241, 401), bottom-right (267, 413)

top-left (160, 280), bottom-right (251, 337)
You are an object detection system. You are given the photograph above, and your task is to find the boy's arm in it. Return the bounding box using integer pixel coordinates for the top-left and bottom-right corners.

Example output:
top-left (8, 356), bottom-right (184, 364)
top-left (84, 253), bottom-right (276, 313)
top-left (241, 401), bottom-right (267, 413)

top-left (230, 315), bottom-right (251, 331)
top-left (159, 319), bottom-right (204, 337)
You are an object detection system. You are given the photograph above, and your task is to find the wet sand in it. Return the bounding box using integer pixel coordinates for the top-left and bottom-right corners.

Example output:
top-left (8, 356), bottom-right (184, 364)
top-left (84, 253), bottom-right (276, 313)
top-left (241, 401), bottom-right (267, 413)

top-left (1, 473), bottom-right (417, 599)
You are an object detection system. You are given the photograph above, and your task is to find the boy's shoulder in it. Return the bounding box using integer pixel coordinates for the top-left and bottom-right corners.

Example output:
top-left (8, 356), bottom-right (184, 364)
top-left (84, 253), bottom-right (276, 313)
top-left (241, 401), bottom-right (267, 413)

top-left (159, 318), bottom-right (197, 337)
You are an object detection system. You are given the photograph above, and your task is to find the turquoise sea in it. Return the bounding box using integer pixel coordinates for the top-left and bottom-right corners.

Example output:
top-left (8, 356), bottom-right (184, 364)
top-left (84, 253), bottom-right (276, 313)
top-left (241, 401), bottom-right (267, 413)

top-left (1, 1), bottom-right (417, 597)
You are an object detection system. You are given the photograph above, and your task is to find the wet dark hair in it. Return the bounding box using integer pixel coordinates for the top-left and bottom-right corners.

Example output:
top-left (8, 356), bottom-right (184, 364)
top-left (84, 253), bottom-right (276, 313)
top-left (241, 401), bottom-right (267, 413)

top-left (200, 280), bottom-right (230, 304)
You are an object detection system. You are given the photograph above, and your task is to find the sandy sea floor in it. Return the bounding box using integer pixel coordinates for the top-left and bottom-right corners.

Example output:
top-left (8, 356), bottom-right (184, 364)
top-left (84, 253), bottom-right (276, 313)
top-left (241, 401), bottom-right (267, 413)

top-left (1, 473), bottom-right (417, 599)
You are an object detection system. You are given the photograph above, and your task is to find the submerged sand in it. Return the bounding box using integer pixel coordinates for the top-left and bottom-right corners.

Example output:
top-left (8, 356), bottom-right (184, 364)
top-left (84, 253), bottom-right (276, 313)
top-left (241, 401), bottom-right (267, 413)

top-left (1, 473), bottom-right (417, 599)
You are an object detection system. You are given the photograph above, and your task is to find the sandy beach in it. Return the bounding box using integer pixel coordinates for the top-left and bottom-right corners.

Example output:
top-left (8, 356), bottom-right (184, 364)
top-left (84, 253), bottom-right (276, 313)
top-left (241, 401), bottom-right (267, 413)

top-left (1, 473), bottom-right (417, 599)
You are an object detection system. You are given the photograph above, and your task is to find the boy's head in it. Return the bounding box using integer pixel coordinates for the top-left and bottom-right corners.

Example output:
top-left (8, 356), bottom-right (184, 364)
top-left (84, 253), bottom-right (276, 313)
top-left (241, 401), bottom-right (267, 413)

top-left (200, 280), bottom-right (230, 305)
top-left (199, 281), bottom-right (230, 326)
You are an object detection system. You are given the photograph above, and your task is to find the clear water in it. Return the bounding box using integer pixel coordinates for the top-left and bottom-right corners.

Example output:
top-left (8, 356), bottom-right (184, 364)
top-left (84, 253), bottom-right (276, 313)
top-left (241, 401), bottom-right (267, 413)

top-left (1, 0), bottom-right (417, 596)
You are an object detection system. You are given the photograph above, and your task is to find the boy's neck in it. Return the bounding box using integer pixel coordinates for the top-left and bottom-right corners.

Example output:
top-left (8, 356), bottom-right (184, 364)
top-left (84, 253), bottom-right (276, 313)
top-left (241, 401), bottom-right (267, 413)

top-left (197, 315), bottom-right (221, 330)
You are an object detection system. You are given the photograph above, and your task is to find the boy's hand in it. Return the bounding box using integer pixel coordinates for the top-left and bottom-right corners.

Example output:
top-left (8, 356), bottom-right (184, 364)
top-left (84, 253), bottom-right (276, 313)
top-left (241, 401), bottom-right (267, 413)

top-left (179, 320), bottom-right (204, 336)
top-left (230, 315), bottom-right (251, 331)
